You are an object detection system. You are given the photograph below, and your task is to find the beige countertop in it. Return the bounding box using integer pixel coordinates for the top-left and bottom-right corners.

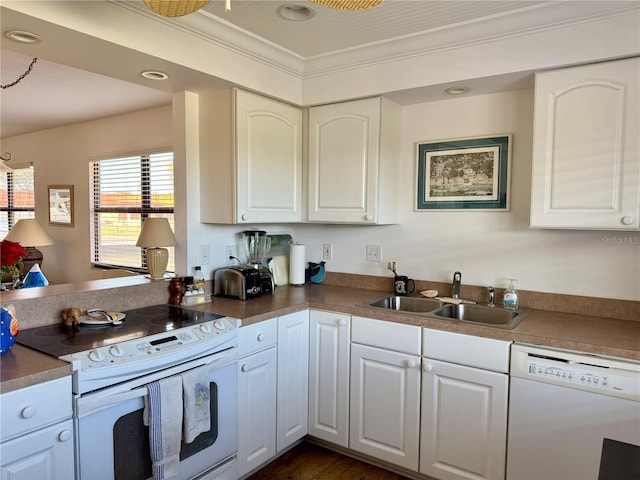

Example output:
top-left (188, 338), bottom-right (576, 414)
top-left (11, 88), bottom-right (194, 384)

top-left (2, 284), bottom-right (638, 392)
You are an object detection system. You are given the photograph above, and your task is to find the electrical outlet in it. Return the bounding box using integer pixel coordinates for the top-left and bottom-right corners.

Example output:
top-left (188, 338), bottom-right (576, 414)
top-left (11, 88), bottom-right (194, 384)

top-left (323, 243), bottom-right (333, 260)
top-left (199, 245), bottom-right (210, 265)
top-left (366, 244), bottom-right (381, 262)
top-left (224, 246), bottom-right (237, 266)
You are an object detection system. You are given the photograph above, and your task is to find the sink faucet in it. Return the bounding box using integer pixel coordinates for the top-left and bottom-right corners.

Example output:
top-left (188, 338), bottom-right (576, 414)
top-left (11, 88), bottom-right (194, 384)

top-left (452, 271), bottom-right (462, 299)
top-left (488, 286), bottom-right (496, 307)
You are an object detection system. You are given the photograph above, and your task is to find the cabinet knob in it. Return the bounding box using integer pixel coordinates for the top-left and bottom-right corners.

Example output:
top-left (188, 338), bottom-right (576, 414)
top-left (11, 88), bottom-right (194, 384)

top-left (365, 214), bottom-right (373, 221)
top-left (257, 333), bottom-right (265, 342)
top-left (20, 406), bottom-right (36, 419)
top-left (406, 360), bottom-right (416, 368)
top-left (241, 213), bottom-right (248, 221)
top-left (337, 319), bottom-right (347, 326)
top-left (621, 216), bottom-right (634, 225)
top-left (423, 363), bottom-right (433, 373)
top-left (241, 363), bottom-right (249, 372)
top-left (58, 430), bottom-right (72, 442)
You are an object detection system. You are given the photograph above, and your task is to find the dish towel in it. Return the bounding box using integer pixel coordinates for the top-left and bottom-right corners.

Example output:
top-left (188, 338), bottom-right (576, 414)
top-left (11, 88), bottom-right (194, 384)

top-left (144, 376), bottom-right (183, 480)
top-left (181, 365), bottom-right (211, 443)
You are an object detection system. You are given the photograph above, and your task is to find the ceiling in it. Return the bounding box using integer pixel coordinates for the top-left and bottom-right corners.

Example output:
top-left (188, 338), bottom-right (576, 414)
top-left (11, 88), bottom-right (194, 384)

top-left (0, 1), bottom-right (636, 138)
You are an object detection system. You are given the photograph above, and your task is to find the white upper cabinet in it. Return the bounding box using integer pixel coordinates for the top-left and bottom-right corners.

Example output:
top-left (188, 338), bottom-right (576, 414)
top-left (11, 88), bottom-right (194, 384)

top-left (307, 97), bottom-right (401, 224)
top-left (200, 88), bottom-right (303, 224)
top-left (530, 57), bottom-right (640, 230)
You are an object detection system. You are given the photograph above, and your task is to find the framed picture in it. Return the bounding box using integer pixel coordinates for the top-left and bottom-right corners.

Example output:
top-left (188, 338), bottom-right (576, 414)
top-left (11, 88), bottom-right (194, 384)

top-left (48, 185), bottom-right (74, 226)
top-left (416, 134), bottom-right (511, 210)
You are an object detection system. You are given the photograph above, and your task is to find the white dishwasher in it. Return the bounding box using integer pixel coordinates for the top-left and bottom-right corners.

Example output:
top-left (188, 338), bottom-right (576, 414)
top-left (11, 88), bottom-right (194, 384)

top-left (507, 343), bottom-right (640, 480)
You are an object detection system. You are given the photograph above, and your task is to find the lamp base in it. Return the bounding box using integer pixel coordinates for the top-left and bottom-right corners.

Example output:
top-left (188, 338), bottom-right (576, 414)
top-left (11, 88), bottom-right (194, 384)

top-left (145, 247), bottom-right (169, 280)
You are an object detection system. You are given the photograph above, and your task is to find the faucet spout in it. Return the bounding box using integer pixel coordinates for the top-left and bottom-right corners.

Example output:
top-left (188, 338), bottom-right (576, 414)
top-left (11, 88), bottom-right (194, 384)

top-left (488, 286), bottom-right (495, 307)
top-left (452, 271), bottom-right (462, 299)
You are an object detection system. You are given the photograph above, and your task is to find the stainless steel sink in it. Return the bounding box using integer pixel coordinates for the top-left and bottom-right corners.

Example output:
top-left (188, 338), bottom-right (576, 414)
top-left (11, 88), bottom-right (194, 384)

top-left (358, 295), bottom-right (442, 313)
top-left (431, 303), bottom-right (532, 329)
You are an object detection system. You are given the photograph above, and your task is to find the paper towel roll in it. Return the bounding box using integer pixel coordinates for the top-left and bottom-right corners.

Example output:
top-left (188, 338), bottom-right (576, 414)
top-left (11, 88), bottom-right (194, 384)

top-left (289, 243), bottom-right (306, 286)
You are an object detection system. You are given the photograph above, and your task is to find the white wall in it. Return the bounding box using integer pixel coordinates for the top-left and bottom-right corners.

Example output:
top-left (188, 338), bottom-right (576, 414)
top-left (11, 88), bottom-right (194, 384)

top-left (291, 90), bottom-right (640, 301)
top-left (3, 90), bottom-right (638, 300)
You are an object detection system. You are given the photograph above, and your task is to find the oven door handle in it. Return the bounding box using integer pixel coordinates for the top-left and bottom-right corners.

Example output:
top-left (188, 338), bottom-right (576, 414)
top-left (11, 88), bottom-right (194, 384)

top-left (76, 349), bottom-right (237, 417)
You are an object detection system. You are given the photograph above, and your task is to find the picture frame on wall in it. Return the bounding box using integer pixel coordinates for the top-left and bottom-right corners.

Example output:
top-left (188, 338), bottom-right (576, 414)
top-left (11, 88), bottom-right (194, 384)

top-left (48, 185), bottom-right (74, 227)
top-left (416, 134), bottom-right (512, 211)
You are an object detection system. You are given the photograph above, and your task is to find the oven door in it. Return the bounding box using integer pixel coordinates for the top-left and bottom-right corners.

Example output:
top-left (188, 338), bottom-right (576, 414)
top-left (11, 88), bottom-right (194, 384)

top-left (75, 348), bottom-right (238, 480)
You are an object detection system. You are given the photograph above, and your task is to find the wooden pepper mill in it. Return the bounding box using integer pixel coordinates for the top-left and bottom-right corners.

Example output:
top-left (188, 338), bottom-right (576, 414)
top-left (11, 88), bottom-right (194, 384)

top-left (169, 277), bottom-right (184, 305)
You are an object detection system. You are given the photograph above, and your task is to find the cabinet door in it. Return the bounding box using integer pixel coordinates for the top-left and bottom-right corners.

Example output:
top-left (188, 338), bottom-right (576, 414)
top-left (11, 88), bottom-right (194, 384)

top-left (308, 98), bottom-right (381, 224)
top-left (0, 419), bottom-right (74, 480)
top-left (276, 311), bottom-right (309, 453)
top-left (350, 343), bottom-right (421, 471)
top-left (236, 90), bottom-right (303, 223)
top-left (308, 310), bottom-right (350, 447)
top-left (420, 358), bottom-right (508, 480)
top-left (237, 347), bottom-right (277, 477)
top-left (530, 57), bottom-right (640, 230)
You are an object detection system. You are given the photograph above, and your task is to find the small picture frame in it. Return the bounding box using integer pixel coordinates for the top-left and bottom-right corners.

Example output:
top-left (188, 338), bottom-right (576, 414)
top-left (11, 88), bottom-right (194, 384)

top-left (48, 185), bottom-right (74, 226)
top-left (416, 134), bottom-right (511, 211)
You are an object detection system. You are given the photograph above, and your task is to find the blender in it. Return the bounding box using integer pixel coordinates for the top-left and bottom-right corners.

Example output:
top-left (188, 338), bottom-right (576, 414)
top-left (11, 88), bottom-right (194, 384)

top-left (241, 230), bottom-right (274, 294)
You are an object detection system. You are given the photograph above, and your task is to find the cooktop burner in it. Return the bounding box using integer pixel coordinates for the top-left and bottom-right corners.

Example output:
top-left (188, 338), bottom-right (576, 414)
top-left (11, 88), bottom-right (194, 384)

top-left (17, 304), bottom-right (224, 358)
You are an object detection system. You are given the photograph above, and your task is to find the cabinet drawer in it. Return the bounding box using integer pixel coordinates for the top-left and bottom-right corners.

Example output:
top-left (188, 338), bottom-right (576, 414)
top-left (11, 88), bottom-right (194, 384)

top-left (0, 376), bottom-right (72, 441)
top-left (352, 316), bottom-right (421, 355)
top-left (423, 329), bottom-right (511, 373)
top-left (239, 318), bottom-right (277, 357)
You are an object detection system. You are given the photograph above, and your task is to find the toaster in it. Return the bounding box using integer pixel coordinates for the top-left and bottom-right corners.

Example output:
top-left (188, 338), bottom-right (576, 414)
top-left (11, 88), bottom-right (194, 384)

top-left (213, 266), bottom-right (262, 300)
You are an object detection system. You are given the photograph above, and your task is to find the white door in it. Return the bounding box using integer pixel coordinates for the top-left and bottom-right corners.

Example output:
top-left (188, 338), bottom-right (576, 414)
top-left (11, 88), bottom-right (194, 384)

top-left (0, 420), bottom-right (75, 480)
top-left (420, 358), bottom-right (508, 480)
top-left (530, 57), bottom-right (640, 230)
top-left (308, 98), bottom-right (381, 223)
top-left (236, 90), bottom-right (303, 223)
top-left (350, 343), bottom-right (421, 471)
top-left (276, 311), bottom-right (309, 453)
top-left (237, 346), bottom-right (277, 477)
top-left (308, 310), bottom-right (350, 447)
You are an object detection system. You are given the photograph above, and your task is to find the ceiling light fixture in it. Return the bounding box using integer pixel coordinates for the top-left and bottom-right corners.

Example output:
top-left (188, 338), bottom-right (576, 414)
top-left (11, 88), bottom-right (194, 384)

top-left (309, 0), bottom-right (382, 11)
top-left (141, 70), bottom-right (169, 80)
top-left (143, 0), bottom-right (211, 17)
top-left (4, 30), bottom-right (43, 44)
top-left (445, 86), bottom-right (470, 95)
top-left (277, 4), bottom-right (315, 21)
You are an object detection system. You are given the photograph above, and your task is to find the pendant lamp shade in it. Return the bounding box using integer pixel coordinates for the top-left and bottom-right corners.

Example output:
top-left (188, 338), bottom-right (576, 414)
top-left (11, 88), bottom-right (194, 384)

top-left (310, 0), bottom-right (383, 10)
top-left (143, 0), bottom-right (210, 17)
top-left (136, 218), bottom-right (177, 280)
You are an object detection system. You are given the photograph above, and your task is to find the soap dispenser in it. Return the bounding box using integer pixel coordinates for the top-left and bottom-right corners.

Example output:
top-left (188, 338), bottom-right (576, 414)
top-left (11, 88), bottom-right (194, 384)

top-left (503, 279), bottom-right (519, 310)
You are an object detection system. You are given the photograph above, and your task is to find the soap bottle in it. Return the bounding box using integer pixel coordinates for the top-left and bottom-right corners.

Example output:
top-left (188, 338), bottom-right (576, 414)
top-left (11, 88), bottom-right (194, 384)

top-left (503, 279), bottom-right (519, 310)
top-left (194, 266), bottom-right (205, 293)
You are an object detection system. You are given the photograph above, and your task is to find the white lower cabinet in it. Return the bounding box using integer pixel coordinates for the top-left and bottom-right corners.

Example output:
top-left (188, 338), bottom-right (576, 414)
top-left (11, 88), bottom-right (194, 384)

top-left (308, 309), bottom-right (351, 447)
top-left (237, 318), bottom-right (278, 478)
top-left (276, 311), bottom-right (309, 453)
top-left (0, 376), bottom-right (74, 480)
top-left (238, 312), bottom-right (310, 478)
top-left (349, 316), bottom-right (422, 471)
top-left (420, 329), bottom-right (510, 480)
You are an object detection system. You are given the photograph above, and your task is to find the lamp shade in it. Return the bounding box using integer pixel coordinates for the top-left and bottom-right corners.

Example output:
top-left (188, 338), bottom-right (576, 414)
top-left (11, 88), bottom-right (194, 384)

top-left (143, 0), bottom-right (210, 17)
top-left (5, 219), bottom-right (54, 247)
top-left (135, 218), bottom-right (177, 248)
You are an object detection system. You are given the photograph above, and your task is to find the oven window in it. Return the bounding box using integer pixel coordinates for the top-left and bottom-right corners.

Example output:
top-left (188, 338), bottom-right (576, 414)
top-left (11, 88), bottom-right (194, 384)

top-left (113, 383), bottom-right (219, 480)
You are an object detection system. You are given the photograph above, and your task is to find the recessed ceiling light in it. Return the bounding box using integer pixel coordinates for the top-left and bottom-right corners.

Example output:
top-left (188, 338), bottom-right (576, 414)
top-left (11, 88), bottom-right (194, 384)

top-left (4, 30), bottom-right (43, 44)
top-left (445, 86), bottom-right (470, 95)
top-left (141, 70), bottom-right (169, 80)
top-left (277, 4), bottom-right (315, 21)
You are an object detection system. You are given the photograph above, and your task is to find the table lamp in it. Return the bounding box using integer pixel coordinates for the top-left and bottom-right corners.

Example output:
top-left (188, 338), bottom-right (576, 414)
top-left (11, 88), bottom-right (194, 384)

top-left (4, 219), bottom-right (55, 274)
top-left (135, 218), bottom-right (176, 280)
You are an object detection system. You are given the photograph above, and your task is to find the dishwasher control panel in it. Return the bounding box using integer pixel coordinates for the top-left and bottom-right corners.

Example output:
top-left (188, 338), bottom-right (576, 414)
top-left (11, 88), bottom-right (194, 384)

top-left (511, 343), bottom-right (640, 401)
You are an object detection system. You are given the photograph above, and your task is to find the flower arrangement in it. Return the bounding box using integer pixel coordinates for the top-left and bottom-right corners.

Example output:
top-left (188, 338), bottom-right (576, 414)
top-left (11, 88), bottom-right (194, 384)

top-left (1, 240), bottom-right (28, 278)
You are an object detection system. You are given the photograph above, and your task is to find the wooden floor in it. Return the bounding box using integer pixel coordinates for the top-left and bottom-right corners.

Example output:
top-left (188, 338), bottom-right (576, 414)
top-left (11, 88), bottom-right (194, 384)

top-left (247, 441), bottom-right (412, 480)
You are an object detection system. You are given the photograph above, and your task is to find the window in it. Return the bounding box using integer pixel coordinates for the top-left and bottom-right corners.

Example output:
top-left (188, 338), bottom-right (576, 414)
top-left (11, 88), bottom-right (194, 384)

top-left (0, 165), bottom-right (35, 239)
top-left (90, 152), bottom-right (174, 272)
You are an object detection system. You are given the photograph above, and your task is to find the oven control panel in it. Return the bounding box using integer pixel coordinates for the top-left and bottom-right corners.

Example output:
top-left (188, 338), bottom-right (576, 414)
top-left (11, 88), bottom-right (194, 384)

top-left (63, 317), bottom-right (238, 374)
